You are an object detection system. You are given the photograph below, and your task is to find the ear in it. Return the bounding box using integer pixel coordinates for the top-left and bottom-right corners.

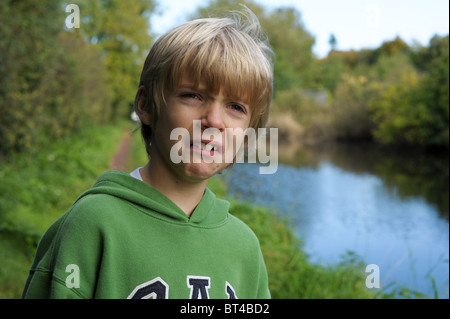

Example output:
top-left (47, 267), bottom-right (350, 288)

top-left (136, 86), bottom-right (152, 125)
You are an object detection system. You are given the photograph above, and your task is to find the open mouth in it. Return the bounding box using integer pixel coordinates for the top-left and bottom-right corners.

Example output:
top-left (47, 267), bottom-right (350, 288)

top-left (190, 140), bottom-right (222, 156)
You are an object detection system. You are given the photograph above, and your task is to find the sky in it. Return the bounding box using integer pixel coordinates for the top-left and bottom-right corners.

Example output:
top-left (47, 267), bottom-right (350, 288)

top-left (150, 0), bottom-right (449, 58)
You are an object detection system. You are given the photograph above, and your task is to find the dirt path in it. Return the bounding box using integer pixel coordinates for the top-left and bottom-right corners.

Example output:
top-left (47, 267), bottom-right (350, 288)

top-left (109, 129), bottom-right (132, 172)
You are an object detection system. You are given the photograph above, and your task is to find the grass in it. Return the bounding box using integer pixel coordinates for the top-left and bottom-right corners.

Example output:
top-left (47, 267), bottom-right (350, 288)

top-left (0, 121), bottom-right (127, 298)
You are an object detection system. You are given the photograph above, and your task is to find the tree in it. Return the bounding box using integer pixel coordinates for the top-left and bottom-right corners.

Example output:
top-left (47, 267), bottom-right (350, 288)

top-left (415, 35), bottom-right (449, 146)
top-left (367, 36), bottom-right (449, 147)
top-left (264, 7), bottom-right (316, 91)
top-left (329, 33), bottom-right (337, 52)
top-left (0, 0), bottom-right (150, 155)
top-left (0, 0), bottom-right (71, 153)
top-left (368, 54), bottom-right (434, 145)
top-left (72, 0), bottom-right (156, 120)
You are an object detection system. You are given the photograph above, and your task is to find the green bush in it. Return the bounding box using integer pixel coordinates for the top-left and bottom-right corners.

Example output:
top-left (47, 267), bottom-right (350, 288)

top-left (0, 123), bottom-right (126, 240)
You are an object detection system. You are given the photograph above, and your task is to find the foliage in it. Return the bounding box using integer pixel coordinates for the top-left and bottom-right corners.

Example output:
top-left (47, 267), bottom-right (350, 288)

top-left (330, 74), bottom-right (375, 141)
top-left (0, 0), bottom-right (155, 156)
top-left (314, 53), bottom-right (350, 93)
top-left (0, 1), bottom-right (106, 155)
top-left (71, 0), bottom-right (155, 120)
top-left (1, 0), bottom-right (64, 154)
top-left (262, 6), bottom-right (315, 92)
top-left (294, 35), bottom-right (448, 148)
top-left (368, 64), bottom-right (432, 145)
top-left (0, 123), bottom-right (126, 239)
top-left (368, 37), bottom-right (449, 146)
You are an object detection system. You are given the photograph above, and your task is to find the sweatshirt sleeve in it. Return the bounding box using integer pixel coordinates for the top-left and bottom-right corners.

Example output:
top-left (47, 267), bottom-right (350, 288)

top-left (22, 270), bottom-right (85, 299)
top-left (22, 196), bottom-right (103, 299)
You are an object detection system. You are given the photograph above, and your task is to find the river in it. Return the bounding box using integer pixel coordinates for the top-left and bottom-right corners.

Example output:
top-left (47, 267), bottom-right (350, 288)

top-left (222, 142), bottom-right (449, 298)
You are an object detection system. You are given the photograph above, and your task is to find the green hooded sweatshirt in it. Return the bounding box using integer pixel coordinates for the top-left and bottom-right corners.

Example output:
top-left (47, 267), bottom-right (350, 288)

top-left (22, 171), bottom-right (270, 299)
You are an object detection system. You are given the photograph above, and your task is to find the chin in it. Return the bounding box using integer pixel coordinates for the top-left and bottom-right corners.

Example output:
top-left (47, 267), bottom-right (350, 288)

top-left (184, 163), bottom-right (223, 181)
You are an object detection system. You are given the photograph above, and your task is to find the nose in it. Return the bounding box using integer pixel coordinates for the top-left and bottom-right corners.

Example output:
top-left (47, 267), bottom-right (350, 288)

top-left (201, 102), bottom-right (225, 131)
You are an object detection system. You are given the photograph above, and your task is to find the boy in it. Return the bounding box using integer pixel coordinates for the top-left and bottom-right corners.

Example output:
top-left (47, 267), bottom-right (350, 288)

top-left (22, 7), bottom-right (274, 299)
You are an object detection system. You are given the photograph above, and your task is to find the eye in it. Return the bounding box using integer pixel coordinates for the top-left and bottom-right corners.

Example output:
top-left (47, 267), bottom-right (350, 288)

top-left (227, 103), bottom-right (245, 113)
top-left (179, 92), bottom-right (203, 106)
top-left (181, 93), bottom-right (200, 100)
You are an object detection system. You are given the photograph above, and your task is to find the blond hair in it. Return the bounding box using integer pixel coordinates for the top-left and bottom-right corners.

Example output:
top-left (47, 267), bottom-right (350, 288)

top-left (135, 7), bottom-right (274, 154)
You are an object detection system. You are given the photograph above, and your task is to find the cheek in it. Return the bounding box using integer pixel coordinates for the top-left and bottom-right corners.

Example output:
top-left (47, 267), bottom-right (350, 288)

top-left (156, 106), bottom-right (186, 134)
top-left (163, 102), bottom-right (196, 130)
top-left (151, 112), bottom-right (179, 154)
top-left (152, 107), bottom-right (194, 154)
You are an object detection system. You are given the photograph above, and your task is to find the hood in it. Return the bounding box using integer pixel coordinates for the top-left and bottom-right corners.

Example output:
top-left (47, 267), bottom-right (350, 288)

top-left (79, 170), bottom-right (230, 227)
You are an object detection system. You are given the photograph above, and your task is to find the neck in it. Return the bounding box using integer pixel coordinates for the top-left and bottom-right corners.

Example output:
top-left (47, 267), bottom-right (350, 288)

top-left (140, 159), bottom-right (208, 217)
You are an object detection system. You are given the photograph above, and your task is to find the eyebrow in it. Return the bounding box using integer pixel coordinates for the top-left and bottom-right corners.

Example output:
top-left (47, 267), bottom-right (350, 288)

top-left (177, 81), bottom-right (207, 92)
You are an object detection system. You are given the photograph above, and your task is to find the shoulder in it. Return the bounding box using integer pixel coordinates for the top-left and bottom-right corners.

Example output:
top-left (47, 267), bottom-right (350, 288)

top-left (65, 190), bottom-right (131, 223)
top-left (26, 194), bottom-right (110, 279)
top-left (38, 193), bottom-right (122, 251)
top-left (227, 212), bottom-right (257, 234)
top-left (225, 211), bottom-right (261, 250)
top-left (48, 194), bottom-right (108, 244)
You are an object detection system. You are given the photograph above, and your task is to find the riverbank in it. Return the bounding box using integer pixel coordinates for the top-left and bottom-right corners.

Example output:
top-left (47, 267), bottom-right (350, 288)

top-left (267, 112), bottom-right (450, 154)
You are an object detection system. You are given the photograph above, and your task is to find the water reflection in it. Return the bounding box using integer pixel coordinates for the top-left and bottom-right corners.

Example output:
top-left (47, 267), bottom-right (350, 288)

top-left (281, 143), bottom-right (449, 219)
top-left (224, 143), bottom-right (449, 298)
